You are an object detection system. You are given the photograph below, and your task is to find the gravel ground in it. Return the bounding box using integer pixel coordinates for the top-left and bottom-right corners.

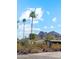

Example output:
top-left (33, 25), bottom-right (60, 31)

top-left (17, 52), bottom-right (61, 59)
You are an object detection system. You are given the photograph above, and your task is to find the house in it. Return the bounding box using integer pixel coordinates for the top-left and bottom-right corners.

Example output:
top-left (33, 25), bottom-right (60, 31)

top-left (47, 40), bottom-right (61, 47)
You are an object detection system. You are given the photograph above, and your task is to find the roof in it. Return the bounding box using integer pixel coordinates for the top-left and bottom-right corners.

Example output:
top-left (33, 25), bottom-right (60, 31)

top-left (49, 40), bottom-right (61, 42)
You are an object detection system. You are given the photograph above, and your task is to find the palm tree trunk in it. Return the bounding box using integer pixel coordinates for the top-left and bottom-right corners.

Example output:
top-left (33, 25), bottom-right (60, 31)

top-left (17, 21), bottom-right (19, 29)
top-left (17, 23), bottom-right (18, 29)
top-left (23, 23), bottom-right (25, 39)
top-left (30, 17), bottom-right (33, 40)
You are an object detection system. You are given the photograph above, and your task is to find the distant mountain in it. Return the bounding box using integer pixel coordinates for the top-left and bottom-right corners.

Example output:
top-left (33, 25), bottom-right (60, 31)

top-left (48, 31), bottom-right (61, 37)
top-left (38, 31), bottom-right (61, 40)
top-left (38, 31), bottom-right (47, 39)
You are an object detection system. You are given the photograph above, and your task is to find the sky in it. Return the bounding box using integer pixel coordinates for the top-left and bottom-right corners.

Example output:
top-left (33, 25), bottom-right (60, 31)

top-left (17, 0), bottom-right (61, 39)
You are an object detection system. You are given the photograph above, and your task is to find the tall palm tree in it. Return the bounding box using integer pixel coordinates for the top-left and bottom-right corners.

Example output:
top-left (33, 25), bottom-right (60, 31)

top-left (22, 19), bottom-right (26, 39)
top-left (17, 20), bottom-right (19, 29)
top-left (17, 20), bottom-right (19, 40)
top-left (29, 10), bottom-right (36, 40)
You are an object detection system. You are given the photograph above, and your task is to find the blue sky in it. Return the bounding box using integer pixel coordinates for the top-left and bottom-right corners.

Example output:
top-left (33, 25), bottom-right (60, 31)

top-left (17, 0), bottom-right (61, 39)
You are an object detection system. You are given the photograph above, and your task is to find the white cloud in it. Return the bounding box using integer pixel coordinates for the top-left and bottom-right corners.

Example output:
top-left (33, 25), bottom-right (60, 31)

top-left (19, 10), bottom-right (31, 20)
top-left (18, 24), bottom-right (31, 30)
top-left (44, 26), bottom-right (47, 29)
top-left (17, 24), bottom-right (30, 38)
top-left (52, 17), bottom-right (56, 22)
top-left (39, 18), bottom-right (44, 21)
top-left (33, 20), bottom-right (39, 24)
top-left (17, 23), bottom-right (41, 38)
top-left (35, 8), bottom-right (43, 20)
top-left (17, 32), bottom-right (23, 39)
top-left (33, 28), bottom-right (41, 31)
top-left (19, 8), bottom-right (43, 21)
top-left (46, 11), bottom-right (50, 15)
top-left (50, 26), bottom-right (54, 29)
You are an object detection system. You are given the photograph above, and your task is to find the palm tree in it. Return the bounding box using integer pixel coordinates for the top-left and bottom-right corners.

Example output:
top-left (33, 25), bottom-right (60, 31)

top-left (29, 10), bottom-right (36, 40)
top-left (17, 20), bottom-right (19, 29)
top-left (22, 19), bottom-right (26, 39)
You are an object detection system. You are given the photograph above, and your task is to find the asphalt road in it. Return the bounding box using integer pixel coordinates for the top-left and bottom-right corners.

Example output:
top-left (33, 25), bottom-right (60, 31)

top-left (17, 52), bottom-right (61, 59)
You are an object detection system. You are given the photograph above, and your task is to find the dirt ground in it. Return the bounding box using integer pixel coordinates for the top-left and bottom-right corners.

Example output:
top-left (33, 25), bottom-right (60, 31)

top-left (17, 52), bottom-right (61, 59)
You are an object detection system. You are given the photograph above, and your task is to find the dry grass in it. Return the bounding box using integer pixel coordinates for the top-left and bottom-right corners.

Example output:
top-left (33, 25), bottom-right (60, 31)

top-left (51, 43), bottom-right (61, 50)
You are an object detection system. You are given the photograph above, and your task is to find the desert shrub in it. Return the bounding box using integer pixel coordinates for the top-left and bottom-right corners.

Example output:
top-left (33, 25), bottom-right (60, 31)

top-left (51, 43), bottom-right (61, 51)
top-left (30, 48), bottom-right (42, 53)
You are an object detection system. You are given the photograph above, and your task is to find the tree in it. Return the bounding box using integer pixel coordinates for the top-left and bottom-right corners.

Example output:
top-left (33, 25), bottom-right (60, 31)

top-left (22, 19), bottom-right (26, 39)
top-left (29, 10), bottom-right (36, 40)
top-left (45, 34), bottom-right (55, 44)
top-left (29, 33), bottom-right (36, 40)
top-left (46, 34), bottom-right (55, 40)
